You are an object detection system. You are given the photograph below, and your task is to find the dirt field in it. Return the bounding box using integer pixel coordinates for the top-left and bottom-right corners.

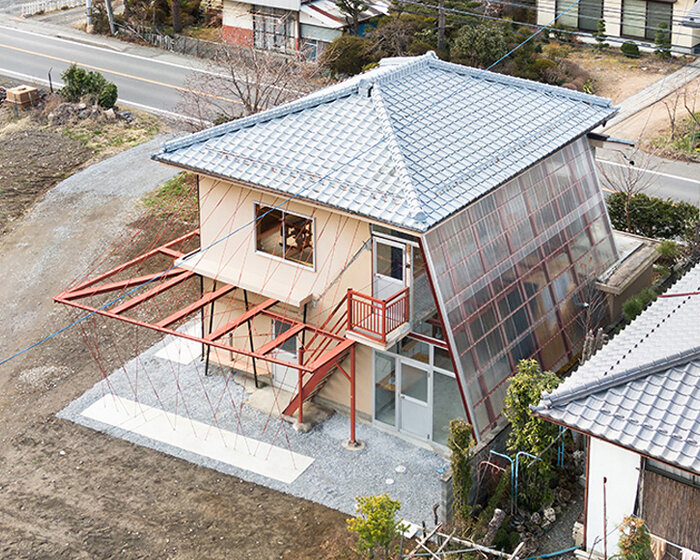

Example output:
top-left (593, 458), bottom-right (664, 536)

top-left (607, 76), bottom-right (700, 153)
top-left (0, 86), bottom-right (161, 237)
top-left (567, 49), bottom-right (689, 103)
top-left (0, 109), bottom-right (353, 557)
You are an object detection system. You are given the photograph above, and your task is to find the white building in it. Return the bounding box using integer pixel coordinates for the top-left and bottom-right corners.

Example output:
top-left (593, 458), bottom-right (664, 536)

top-left (536, 0), bottom-right (700, 54)
top-left (534, 265), bottom-right (700, 559)
top-left (221, 0), bottom-right (389, 59)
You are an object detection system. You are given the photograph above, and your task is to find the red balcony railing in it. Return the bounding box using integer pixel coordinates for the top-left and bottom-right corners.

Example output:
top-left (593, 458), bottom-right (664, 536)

top-left (347, 287), bottom-right (410, 344)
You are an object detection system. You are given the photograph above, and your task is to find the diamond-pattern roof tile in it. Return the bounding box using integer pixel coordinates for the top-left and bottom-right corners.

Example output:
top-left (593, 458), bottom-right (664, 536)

top-left (153, 52), bottom-right (616, 231)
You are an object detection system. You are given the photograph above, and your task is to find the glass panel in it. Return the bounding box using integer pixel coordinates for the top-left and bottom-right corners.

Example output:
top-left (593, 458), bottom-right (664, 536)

top-left (273, 320), bottom-right (297, 353)
top-left (377, 242), bottom-right (404, 281)
top-left (432, 372), bottom-right (465, 446)
top-left (401, 363), bottom-right (428, 402)
top-left (578, 0), bottom-right (603, 31)
top-left (412, 247), bottom-right (440, 335)
top-left (374, 352), bottom-right (396, 426)
top-left (622, 0), bottom-right (646, 37)
top-left (646, 1), bottom-right (671, 40)
top-left (284, 212), bottom-right (313, 267)
top-left (434, 346), bottom-right (455, 372)
top-left (556, 0), bottom-right (579, 27)
top-left (256, 205), bottom-right (284, 258)
top-left (398, 337), bottom-right (430, 364)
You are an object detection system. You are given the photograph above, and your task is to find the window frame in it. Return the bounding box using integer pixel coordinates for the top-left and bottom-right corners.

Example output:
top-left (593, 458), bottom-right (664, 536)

top-left (621, 0), bottom-right (673, 41)
top-left (254, 203), bottom-right (316, 271)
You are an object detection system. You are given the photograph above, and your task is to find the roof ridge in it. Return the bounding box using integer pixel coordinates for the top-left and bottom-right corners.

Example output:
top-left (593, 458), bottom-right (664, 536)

top-left (370, 85), bottom-right (429, 225)
top-left (426, 57), bottom-right (614, 109)
top-left (159, 53), bottom-right (437, 155)
top-left (538, 344), bottom-right (700, 410)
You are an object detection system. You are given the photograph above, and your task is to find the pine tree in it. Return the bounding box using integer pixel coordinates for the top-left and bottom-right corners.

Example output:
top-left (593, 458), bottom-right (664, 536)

top-left (593, 19), bottom-right (608, 51)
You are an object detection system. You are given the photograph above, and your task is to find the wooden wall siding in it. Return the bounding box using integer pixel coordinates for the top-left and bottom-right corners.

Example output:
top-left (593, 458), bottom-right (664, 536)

top-left (639, 469), bottom-right (700, 552)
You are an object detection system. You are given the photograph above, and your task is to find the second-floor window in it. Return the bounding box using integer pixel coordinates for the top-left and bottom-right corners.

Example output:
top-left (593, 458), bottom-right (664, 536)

top-left (255, 204), bottom-right (314, 268)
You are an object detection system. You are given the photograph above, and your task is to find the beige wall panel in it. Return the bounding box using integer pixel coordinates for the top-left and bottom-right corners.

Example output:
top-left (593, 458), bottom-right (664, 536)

top-left (222, 0), bottom-right (253, 29)
top-left (195, 177), bottom-right (372, 309)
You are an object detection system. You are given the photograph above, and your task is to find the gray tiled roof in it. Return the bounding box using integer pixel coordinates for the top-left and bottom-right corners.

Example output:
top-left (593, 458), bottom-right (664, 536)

top-left (153, 52), bottom-right (617, 232)
top-left (533, 265), bottom-right (700, 474)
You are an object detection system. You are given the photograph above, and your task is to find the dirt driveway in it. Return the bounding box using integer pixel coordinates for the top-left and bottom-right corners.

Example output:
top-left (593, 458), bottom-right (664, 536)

top-left (0, 137), bottom-right (348, 559)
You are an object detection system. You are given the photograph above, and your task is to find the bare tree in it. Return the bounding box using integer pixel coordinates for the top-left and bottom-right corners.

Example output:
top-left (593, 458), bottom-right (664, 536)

top-left (171, 0), bottom-right (182, 33)
top-left (178, 42), bottom-right (326, 129)
top-left (597, 149), bottom-right (659, 233)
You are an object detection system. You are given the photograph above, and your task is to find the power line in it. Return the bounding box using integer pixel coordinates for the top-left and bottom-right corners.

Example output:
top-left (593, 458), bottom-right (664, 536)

top-left (0, 0), bottom-right (590, 367)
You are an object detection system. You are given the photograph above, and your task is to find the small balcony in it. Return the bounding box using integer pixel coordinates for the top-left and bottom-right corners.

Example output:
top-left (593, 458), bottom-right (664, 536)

top-left (346, 287), bottom-right (410, 347)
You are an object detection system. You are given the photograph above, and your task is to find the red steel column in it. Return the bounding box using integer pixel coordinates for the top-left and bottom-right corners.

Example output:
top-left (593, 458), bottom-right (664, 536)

top-left (350, 345), bottom-right (356, 444)
top-left (297, 347), bottom-right (304, 424)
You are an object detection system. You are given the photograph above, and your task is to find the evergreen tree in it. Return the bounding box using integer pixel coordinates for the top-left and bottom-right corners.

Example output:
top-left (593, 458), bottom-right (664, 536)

top-left (593, 18), bottom-right (608, 50)
top-left (654, 22), bottom-right (671, 59)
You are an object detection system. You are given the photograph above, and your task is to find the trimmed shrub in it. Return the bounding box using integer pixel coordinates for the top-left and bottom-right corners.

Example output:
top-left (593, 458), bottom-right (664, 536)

top-left (450, 23), bottom-right (508, 68)
top-left (60, 64), bottom-right (118, 109)
top-left (621, 41), bottom-right (640, 58)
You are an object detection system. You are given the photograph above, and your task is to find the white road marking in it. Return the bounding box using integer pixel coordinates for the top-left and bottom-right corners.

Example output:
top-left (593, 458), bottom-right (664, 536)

top-left (82, 395), bottom-right (315, 483)
top-left (596, 158), bottom-right (700, 186)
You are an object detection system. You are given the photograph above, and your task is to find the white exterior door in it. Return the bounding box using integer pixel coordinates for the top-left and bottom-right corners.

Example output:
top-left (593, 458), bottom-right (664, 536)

top-left (373, 238), bottom-right (407, 300)
top-left (271, 320), bottom-right (299, 393)
top-left (398, 361), bottom-right (431, 440)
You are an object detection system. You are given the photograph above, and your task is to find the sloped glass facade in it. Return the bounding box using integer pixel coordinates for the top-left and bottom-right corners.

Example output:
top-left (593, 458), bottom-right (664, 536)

top-left (422, 137), bottom-right (617, 441)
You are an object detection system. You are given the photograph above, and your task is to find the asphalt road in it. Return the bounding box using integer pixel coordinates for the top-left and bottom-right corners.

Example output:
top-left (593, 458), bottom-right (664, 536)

top-left (1, 21), bottom-right (699, 204)
top-left (596, 149), bottom-right (700, 205)
top-left (0, 23), bottom-right (242, 119)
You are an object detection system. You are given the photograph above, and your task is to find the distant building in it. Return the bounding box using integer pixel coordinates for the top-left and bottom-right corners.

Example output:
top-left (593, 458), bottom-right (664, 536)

top-left (221, 0), bottom-right (389, 59)
top-left (536, 0), bottom-right (700, 54)
top-left (534, 265), bottom-right (700, 559)
top-left (57, 53), bottom-right (621, 449)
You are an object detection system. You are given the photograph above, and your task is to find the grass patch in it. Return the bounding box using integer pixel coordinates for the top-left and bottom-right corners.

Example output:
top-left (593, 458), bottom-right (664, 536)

top-left (653, 112), bottom-right (700, 162)
top-left (142, 172), bottom-right (198, 224)
top-left (59, 110), bottom-right (161, 156)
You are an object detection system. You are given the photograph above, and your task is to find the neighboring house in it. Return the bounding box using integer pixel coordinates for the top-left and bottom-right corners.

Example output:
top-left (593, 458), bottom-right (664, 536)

top-left (537, 0), bottom-right (700, 54)
top-left (682, 0), bottom-right (700, 27)
top-left (533, 265), bottom-right (700, 559)
top-left (56, 52), bottom-right (621, 449)
top-left (221, 0), bottom-right (389, 59)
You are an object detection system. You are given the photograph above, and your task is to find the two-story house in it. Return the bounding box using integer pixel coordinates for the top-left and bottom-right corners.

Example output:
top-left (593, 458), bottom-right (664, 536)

top-left (221, 0), bottom-right (390, 59)
top-left (55, 52), bottom-right (620, 449)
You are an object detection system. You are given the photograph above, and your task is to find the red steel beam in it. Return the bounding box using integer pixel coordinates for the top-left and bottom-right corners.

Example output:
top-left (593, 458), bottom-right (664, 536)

top-left (205, 298), bottom-right (277, 341)
top-left (155, 284), bottom-right (236, 328)
top-left (256, 323), bottom-right (305, 355)
top-left (109, 270), bottom-right (195, 315)
top-left (64, 229), bottom-right (199, 295)
top-left (54, 295), bottom-right (316, 371)
top-left (262, 309), bottom-right (345, 341)
top-left (62, 269), bottom-right (189, 300)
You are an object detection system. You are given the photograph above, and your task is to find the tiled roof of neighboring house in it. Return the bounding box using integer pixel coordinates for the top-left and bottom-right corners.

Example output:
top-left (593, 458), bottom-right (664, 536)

top-left (681, 0), bottom-right (700, 27)
top-left (153, 52), bottom-right (617, 232)
top-left (533, 265), bottom-right (700, 474)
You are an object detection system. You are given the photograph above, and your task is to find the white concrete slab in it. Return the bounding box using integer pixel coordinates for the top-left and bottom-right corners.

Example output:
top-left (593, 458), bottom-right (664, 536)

top-left (81, 395), bottom-right (314, 484)
top-left (154, 324), bottom-right (201, 364)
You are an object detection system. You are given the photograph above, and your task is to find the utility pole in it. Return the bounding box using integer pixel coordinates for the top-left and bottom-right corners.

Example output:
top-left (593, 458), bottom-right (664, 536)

top-left (437, 0), bottom-right (445, 52)
top-left (104, 0), bottom-right (116, 34)
top-left (85, 0), bottom-right (93, 33)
